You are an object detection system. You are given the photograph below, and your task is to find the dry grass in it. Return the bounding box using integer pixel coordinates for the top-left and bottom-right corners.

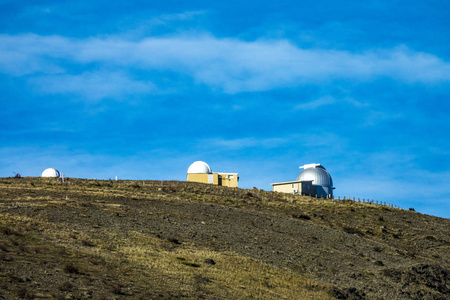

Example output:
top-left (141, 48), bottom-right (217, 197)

top-left (0, 177), bottom-right (448, 299)
top-left (0, 177), bottom-right (334, 299)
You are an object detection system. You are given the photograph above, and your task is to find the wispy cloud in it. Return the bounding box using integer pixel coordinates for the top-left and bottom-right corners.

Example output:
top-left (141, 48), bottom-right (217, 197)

top-left (149, 11), bottom-right (208, 24)
top-left (294, 96), bottom-right (337, 110)
top-left (1, 34), bottom-right (449, 98)
top-left (204, 137), bottom-right (290, 150)
top-left (30, 71), bottom-right (156, 101)
top-left (202, 132), bottom-right (346, 151)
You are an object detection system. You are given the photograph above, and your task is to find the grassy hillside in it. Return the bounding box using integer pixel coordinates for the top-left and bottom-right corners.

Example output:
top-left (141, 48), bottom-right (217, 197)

top-left (0, 177), bottom-right (448, 299)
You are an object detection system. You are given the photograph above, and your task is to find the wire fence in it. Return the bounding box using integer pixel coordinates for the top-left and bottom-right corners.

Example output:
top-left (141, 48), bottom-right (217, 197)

top-left (333, 195), bottom-right (406, 210)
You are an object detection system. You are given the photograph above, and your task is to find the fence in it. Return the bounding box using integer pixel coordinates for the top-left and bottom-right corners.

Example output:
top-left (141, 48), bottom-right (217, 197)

top-left (333, 195), bottom-right (404, 210)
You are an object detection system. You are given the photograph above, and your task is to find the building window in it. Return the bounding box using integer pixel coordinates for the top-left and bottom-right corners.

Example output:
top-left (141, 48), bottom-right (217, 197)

top-left (307, 185), bottom-right (310, 189)
top-left (292, 183), bottom-right (294, 188)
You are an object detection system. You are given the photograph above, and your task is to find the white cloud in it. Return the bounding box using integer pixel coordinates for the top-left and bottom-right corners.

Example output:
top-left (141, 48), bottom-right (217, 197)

top-left (0, 33), bottom-right (449, 96)
top-left (294, 96), bottom-right (337, 110)
top-left (30, 71), bottom-right (156, 101)
top-left (204, 137), bottom-right (290, 150)
top-left (151, 11), bottom-right (207, 24)
top-left (202, 132), bottom-right (345, 151)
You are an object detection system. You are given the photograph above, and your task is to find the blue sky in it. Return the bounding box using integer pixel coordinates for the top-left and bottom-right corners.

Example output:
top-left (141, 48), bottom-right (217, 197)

top-left (1, 1), bottom-right (449, 218)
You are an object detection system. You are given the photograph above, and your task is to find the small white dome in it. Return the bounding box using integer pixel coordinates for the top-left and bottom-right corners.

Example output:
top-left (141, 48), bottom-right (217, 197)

top-left (41, 168), bottom-right (60, 178)
top-left (187, 161), bottom-right (212, 174)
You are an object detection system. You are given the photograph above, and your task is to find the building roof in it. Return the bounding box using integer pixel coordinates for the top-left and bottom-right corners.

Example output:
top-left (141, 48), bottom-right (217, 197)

top-left (187, 161), bottom-right (212, 174)
top-left (271, 180), bottom-right (313, 186)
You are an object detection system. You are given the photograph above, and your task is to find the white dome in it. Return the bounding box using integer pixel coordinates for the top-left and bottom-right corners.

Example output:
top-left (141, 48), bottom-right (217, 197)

top-left (297, 164), bottom-right (333, 188)
top-left (41, 168), bottom-right (60, 178)
top-left (297, 164), bottom-right (333, 197)
top-left (187, 161), bottom-right (212, 174)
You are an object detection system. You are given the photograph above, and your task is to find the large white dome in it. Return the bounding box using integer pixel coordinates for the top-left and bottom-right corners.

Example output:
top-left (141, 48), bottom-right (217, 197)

top-left (297, 164), bottom-right (333, 188)
top-left (187, 161), bottom-right (212, 174)
top-left (41, 168), bottom-right (60, 178)
top-left (297, 164), bottom-right (333, 197)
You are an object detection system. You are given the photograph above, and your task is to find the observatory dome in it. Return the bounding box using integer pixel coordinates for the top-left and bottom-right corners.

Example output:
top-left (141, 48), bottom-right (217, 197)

top-left (297, 164), bottom-right (333, 188)
top-left (41, 168), bottom-right (60, 178)
top-left (187, 161), bottom-right (212, 174)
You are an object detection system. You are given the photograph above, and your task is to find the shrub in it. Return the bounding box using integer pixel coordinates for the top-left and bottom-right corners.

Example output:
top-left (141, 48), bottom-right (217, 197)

top-left (64, 263), bottom-right (81, 274)
top-left (59, 281), bottom-right (73, 291)
top-left (181, 261), bottom-right (201, 267)
top-left (17, 287), bottom-right (31, 299)
top-left (82, 239), bottom-right (95, 247)
top-left (204, 258), bottom-right (216, 265)
top-left (0, 226), bottom-right (18, 236)
top-left (425, 235), bottom-right (437, 241)
top-left (343, 227), bottom-right (364, 236)
top-left (111, 284), bottom-right (126, 295)
top-left (167, 238), bottom-right (181, 244)
top-left (292, 214), bottom-right (311, 220)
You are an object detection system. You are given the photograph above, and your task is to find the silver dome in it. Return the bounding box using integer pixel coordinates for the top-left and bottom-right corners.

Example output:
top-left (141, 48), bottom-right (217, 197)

top-left (297, 164), bottom-right (333, 197)
top-left (296, 167), bottom-right (333, 187)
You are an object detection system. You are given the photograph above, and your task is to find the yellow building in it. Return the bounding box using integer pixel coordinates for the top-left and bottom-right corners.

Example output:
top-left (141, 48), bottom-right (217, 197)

top-left (187, 161), bottom-right (239, 188)
top-left (271, 180), bottom-right (315, 195)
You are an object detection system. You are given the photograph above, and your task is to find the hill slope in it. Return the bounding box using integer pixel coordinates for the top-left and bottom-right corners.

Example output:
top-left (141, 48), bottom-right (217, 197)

top-left (0, 177), bottom-right (448, 299)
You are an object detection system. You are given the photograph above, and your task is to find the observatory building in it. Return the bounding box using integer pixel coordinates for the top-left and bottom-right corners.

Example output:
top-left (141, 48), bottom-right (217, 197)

top-left (187, 161), bottom-right (238, 187)
top-left (41, 168), bottom-right (60, 178)
top-left (271, 163), bottom-right (334, 198)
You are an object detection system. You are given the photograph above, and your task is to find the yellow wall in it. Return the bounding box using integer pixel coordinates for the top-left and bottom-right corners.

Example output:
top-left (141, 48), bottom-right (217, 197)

top-left (272, 182), bottom-right (301, 194)
top-left (187, 173), bottom-right (208, 184)
top-left (217, 173), bottom-right (239, 187)
top-left (272, 181), bottom-right (315, 195)
top-left (187, 172), bottom-right (238, 187)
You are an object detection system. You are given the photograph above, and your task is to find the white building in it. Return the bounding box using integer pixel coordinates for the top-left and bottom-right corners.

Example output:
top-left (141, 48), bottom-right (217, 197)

top-left (187, 161), bottom-right (239, 187)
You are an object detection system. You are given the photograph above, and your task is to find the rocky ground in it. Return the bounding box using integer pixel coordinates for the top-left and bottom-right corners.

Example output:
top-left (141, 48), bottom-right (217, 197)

top-left (0, 177), bottom-right (448, 299)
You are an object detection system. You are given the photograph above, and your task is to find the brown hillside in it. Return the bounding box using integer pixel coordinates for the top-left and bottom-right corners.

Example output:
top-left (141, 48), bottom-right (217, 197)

top-left (0, 177), bottom-right (448, 299)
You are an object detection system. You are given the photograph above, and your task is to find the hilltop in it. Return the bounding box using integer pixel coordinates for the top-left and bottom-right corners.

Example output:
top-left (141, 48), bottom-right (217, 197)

top-left (0, 177), bottom-right (448, 299)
